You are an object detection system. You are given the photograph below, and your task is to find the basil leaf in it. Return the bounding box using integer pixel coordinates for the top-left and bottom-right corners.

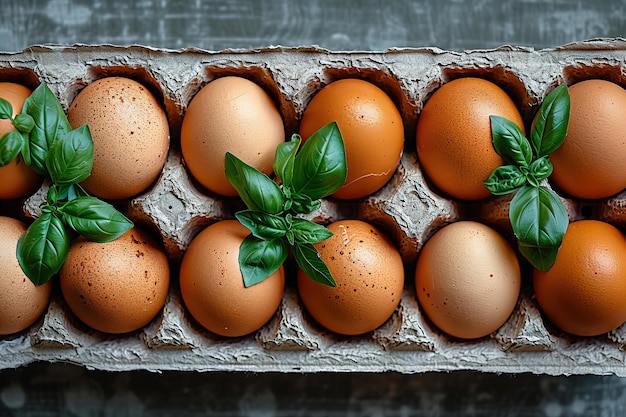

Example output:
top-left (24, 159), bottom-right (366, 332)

top-left (274, 135), bottom-right (301, 187)
top-left (509, 184), bottom-right (568, 266)
top-left (291, 219), bottom-right (333, 244)
top-left (290, 192), bottom-right (321, 214)
top-left (235, 210), bottom-right (288, 240)
top-left (59, 196), bottom-right (133, 242)
top-left (22, 83), bottom-right (72, 175)
top-left (17, 212), bottom-right (70, 285)
top-left (225, 152), bottom-right (284, 214)
top-left (518, 241), bottom-right (560, 272)
top-left (490, 115), bottom-right (532, 167)
top-left (46, 124), bottom-right (94, 185)
top-left (530, 84), bottom-right (570, 158)
top-left (483, 165), bottom-right (526, 196)
top-left (293, 121), bottom-right (347, 200)
top-left (0, 130), bottom-right (25, 166)
top-left (238, 235), bottom-right (289, 287)
top-left (293, 242), bottom-right (336, 287)
top-left (56, 183), bottom-right (90, 202)
top-left (527, 156), bottom-right (553, 187)
top-left (0, 97), bottom-right (12, 119)
top-left (13, 113), bottom-right (35, 134)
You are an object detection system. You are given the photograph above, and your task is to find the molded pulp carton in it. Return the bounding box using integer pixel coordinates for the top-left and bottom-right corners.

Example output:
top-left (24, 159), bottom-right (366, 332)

top-left (2, 39), bottom-right (626, 375)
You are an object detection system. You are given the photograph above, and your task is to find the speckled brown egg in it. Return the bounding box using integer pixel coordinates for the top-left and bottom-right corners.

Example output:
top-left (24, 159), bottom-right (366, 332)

top-left (180, 76), bottom-right (285, 197)
top-left (67, 77), bottom-right (170, 200)
top-left (0, 82), bottom-right (43, 199)
top-left (297, 220), bottom-right (404, 335)
top-left (59, 227), bottom-right (170, 334)
top-left (179, 220), bottom-right (285, 337)
top-left (0, 216), bottom-right (52, 335)
top-left (415, 221), bottom-right (521, 339)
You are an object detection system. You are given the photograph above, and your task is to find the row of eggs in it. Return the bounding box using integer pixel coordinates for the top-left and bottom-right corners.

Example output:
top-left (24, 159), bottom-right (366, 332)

top-left (2, 71), bottom-right (626, 345)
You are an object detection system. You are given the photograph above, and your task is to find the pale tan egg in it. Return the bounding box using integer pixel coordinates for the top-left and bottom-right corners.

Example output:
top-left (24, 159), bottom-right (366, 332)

top-left (415, 221), bottom-right (521, 339)
top-left (59, 227), bottom-right (170, 334)
top-left (179, 220), bottom-right (285, 337)
top-left (0, 216), bottom-right (52, 335)
top-left (67, 77), bottom-right (170, 200)
top-left (297, 220), bottom-right (404, 335)
top-left (180, 76), bottom-right (285, 196)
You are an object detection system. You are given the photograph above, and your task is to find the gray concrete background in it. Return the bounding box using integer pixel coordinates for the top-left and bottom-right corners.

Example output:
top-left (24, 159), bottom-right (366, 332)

top-left (1, 0), bottom-right (626, 52)
top-left (2, 0), bottom-right (626, 416)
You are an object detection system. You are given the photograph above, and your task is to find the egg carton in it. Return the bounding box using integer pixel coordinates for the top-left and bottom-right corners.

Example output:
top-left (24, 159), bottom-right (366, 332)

top-left (2, 39), bottom-right (626, 376)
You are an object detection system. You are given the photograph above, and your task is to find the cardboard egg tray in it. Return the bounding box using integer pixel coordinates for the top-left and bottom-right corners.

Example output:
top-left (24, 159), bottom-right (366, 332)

top-left (2, 39), bottom-right (626, 375)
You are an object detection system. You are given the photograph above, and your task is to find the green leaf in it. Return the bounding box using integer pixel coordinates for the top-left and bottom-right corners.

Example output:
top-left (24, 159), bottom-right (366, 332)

top-left (238, 235), bottom-right (289, 287)
top-left (289, 192), bottom-right (321, 214)
top-left (0, 97), bottom-right (13, 119)
top-left (13, 114), bottom-right (35, 134)
top-left (291, 219), bottom-right (333, 244)
top-left (22, 83), bottom-right (72, 175)
top-left (527, 156), bottom-right (553, 187)
top-left (530, 84), bottom-right (570, 158)
top-left (518, 242), bottom-right (560, 272)
top-left (17, 212), bottom-right (70, 285)
top-left (46, 124), bottom-right (94, 185)
top-left (509, 184), bottom-right (568, 269)
top-left (292, 121), bottom-right (347, 200)
top-left (0, 130), bottom-right (25, 166)
top-left (483, 165), bottom-right (526, 196)
top-left (490, 115), bottom-right (532, 167)
top-left (56, 183), bottom-right (90, 202)
top-left (225, 152), bottom-right (285, 214)
top-left (59, 196), bottom-right (133, 242)
top-left (235, 210), bottom-right (288, 240)
top-left (274, 135), bottom-right (301, 187)
top-left (293, 242), bottom-right (336, 287)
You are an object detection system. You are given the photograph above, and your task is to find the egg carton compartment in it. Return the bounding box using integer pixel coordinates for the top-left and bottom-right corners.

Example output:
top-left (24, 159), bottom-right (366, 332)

top-left (3, 40), bottom-right (626, 375)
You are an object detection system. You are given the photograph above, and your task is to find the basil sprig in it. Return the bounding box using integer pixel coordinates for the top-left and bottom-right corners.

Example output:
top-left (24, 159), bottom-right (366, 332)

top-left (483, 84), bottom-right (570, 271)
top-left (225, 121), bottom-right (347, 287)
top-left (0, 83), bottom-right (133, 285)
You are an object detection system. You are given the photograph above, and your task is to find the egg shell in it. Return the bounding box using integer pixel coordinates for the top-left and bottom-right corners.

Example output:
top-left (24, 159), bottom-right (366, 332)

top-left (180, 76), bottom-right (285, 197)
top-left (533, 220), bottom-right (626, 336)
top-left (415, 221), bottom-right (521, 339)
top-left (67, 76), bottom-right (170, 200)
top-left (297, 220), bottom-right (404, 336)
top-left (0, 82), bottom-right (43, 199)
top-left (179, 220), bottom-right (285, 337)
top-left (550, 79), bottom-right (626, 200)
top-left (59, 228), bottom-right (170, 334)
top-left (416, 77), bottom-right (525, 200)
top-left (0, 216), bottom-right (52, 335)
top-left (299, 78), bottom-right (404, 200)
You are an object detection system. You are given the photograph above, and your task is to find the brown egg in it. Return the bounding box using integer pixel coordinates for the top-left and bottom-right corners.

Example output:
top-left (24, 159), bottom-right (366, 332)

top-left (415, 221), bottom-right (521, 339)
top-left (297, 220), bottom-right (404, 335)
top-left (59, 227), bottom-right (170, 334)
top-left (550, 79), bottom-right (626, 199)
top-left (0, 82), bottom-right (43, 199)
top-left (180, 76), bottom-right (285, 197)
top-left (179, 220), bottom-right (285, 337)
top-left (0, 216), bottom-right (52, 335)
top-left (416, 77), bottom-right (524, 200)
top-left (67, 77), bottom-right (170, 200)
top-left (299, 78), bottom-right (405, 200)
